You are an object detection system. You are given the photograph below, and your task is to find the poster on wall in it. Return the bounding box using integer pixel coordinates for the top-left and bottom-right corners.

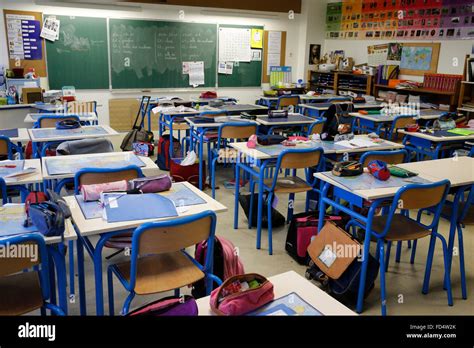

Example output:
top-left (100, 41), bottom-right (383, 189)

top-left (399, 43), bottom-right (440, 76)
top-left (326, 0), bottom-right (474, 40)
top-left (387, 43), bottom-right (402, 61)
top-left (309, 44), bottom-right (321, 65)
top-left (6, 14), bottom-right (43, 60)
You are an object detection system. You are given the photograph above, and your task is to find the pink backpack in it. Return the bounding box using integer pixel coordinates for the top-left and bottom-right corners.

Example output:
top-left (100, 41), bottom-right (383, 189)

top-left (192, 236), bottom-right (245, 298)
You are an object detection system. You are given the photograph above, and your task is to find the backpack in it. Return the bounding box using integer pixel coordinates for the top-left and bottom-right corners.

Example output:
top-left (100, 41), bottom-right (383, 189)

top-left (120, 96), bottom-right (154, 152)
top-left (322, 103), bottom-right (355, 141)
top-left (285, 212), bottom-right (343, 265)
top-left (192, 236), bottom-right (245, 298)
top-left (25, 191), bottom-right (49, 216)
top-left (156, 135), bottom-right (182, 171)
top-left (238, 193), bottom-right (285, 229)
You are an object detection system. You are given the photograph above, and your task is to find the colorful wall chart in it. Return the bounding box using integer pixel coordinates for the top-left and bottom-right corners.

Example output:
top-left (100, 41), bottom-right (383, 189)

top-left (326, 0), bottom-right (474, 40)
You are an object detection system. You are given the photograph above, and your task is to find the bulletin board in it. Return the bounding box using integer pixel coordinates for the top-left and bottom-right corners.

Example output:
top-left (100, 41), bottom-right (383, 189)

top-left (325, 0), bottom-right (474, 41)
top-left (3, 9), bottom-right (47, 77)
top-left (262, 30), bottom-right (286, 84)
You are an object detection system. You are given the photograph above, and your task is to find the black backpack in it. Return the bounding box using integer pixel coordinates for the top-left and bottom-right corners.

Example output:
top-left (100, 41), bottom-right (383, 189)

top-left (322, 103), bottom-right (355, 140)
top-left (238, 193), bottom-right (285, 228)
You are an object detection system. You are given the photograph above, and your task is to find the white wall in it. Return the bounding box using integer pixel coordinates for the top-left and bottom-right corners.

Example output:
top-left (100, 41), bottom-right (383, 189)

top-left (0, 0), bottom-right (310, 125)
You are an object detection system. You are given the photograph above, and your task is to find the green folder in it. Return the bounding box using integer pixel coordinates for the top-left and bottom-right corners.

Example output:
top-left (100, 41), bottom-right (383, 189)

top-left (447, 128), bottom-right (474, 136)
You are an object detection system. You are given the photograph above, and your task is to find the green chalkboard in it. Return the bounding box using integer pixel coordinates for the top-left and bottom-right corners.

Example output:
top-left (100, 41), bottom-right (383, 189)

top-left (45, 15), bottom-right (109, 90)
top-left (109, 19), bottom-right (217, 89)
top-left (217, 25), bottom-right (263, 88)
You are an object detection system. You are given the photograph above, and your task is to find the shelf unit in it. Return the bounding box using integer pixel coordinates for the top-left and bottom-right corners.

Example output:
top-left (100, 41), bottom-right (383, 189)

top-left (307, 71), bottom-right (374, 96)
top-left (373, 84), bottom-right (460, 112)
top-left (458, 81), bottom-right (474, 119)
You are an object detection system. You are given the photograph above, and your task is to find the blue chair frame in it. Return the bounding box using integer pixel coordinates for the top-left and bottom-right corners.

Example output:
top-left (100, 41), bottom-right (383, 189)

top-left (0, 135), bottom-right (23, 160)
top-left (107, 211), bottom-right (222, 315)
top-left (210, 122), bottom-right (257, 198)
top-left (382, 114), bottom-right (416, 141)
top-left (306, 119), bottom-right (326, 137)
top-left (0, 233), bottom-right (65, 315)
top-left (249, 147), bottom-right (324, 255)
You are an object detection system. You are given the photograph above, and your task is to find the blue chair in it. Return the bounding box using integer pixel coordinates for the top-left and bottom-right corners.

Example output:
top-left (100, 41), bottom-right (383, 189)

top-left (0, 135), bottom-right (22, 160)
top-left (66, 101), bottom-right (98, 125)
top-left (469, 147), bottom-right (474, 157)
top-left (0, 234), bottom-right (65, 315)
top-left (34, 115), bottom-right (81, 158)
top-left (357, 180), bottom-right (452, 315)
top-left (381, 115), bottom-right (416, 141)
top-left (107, 211), bottom-right (222, 315)
top-left (276, 95), bottom-right (301, 112)
top-left (210, 122), bottom-right (257, 198)
top-left (249, 147), bottom-right (324, 255)
top-left (306, 119), bottom-right (326, 137)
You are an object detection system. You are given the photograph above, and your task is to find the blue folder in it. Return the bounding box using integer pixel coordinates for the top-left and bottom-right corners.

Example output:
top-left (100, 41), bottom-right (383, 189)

top-left (103, 193), bottom-right (178, 223)
top-left (0, 129), bottom-right (19, 138)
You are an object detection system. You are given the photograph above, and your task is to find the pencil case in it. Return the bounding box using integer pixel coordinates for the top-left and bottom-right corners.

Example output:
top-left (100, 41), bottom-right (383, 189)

top-left (128, 174), bottom-right (172, 194)
top-left (332, 161), bottom-right (363, 177)
top-left (80, 180), bottom-right (129, 201)
top-left (210, 274), bottom-right (274, 316)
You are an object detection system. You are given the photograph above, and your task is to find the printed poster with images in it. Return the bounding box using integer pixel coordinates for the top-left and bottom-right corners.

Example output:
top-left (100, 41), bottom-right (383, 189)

top-left (6, 14), bottom-right (43, 60)
top-left (325, 0), bottom-right (474, 40)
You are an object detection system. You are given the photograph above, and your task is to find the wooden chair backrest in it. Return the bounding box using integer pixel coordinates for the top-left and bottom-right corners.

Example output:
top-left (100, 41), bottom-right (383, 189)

top-left (309, 122), bottom-right (324, 135)
top-left (221, 125), bottom-right (257, 140)
top-left (398, 184), bottom-right (447, 210)
top-left (0, 139), bottom-right (8, 156)
top-left (0, 241), bottom-right (41, 277)
top-left (67, 101), bottom-right (96, 114)
top-left (361, 152), bottom-right (406, 167)
top-left (278, 96), bottom-right (300, 108)
top-left (78, 169), bottom-right (139, 186)
top-left (281, 150), bottom-right (321, 170)
top-left (39, 116), bottom-right (78, 128)
top-left (138, 215), bottom-right (212, 255)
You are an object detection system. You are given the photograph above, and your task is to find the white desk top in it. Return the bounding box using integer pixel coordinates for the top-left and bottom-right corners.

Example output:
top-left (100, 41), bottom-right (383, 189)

top-left (196, 271), bottom-right (355, 316)
top-left (28, 125), bottom-right (119, 142)
top-left (300, 102), bottom-right (383, 111)
top-left (398, 129), bottom-right (474, 142)
top-left (229, 135), bottom-right (403, 160)
top-left (0, 104), bottom-right (34, 110)
top-left (258, 94), bottom-right (338, 101)
top-left (24, 112), bottom-right (98, 123)
top-left (0, 204), bottom-right (76, 245)
top-left (256, 114), bottom-right (315, 126)
top-left (32, 104), bottom-right (64, 112)
top-left (66, 181), bottom-right (228, 237)
top-left (350, 109), bottom-right (444, 122)
top-left (42, 152), bottom-right (159, 180)
top-left (315, 157), bottom-right (474, 200)
top-left (1, 159), bottom-right (42, 186)
top-left (185, 116), bottom-right (256, 129)
top-left (2, 128), bottom-right (30, 143)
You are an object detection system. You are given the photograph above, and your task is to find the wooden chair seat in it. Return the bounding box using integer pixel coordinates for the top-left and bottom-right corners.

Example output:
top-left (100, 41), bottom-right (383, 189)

top-left (115, 251), bottom-right (204, 295)
top-left (0, 271), bottom-right (43, 315)
top-left (442, 203), bottom-right (474, 224)
top-left (264, 176), bottom-right (312, 193)
top-left (165, 123), bottom-right (190, 131)
top-left (371, 214), bottom-right (431, 241)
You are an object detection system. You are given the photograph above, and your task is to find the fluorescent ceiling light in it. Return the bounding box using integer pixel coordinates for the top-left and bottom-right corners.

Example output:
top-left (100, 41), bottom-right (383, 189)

top-left (35, 0), bottom-right (143, 12)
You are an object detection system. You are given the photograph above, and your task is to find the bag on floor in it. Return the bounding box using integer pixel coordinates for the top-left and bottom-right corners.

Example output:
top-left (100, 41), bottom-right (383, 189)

top-left (305, 221), bottom-right (379, 304)
top-left (238, 193), bottom-right (285, 229)
top-left (170, 158), bottom-right (204, 188)
top-left (285, 212), bottom-right (343, 265)
top-left (127, 295), bottom-right (198, 316)
top-left (120, 96), bottom-right (154, 152)
top-left (192, 236), bottom-right (245, 299)
top-left (156, 135), bottom-right (182, 171)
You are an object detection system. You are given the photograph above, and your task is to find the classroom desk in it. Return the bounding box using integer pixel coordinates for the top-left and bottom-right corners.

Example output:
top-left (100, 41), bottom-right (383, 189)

top-left (185, 116), bottom-right (258, 190)
top-left (2, 128), bottom-right (30, 143)
top-left (42, 152), bottom-right (159, 191)
top-left (191, 97), bottom-right (237, 106)
top-left (230, 136), bottom-right (404, 251)
top-left (300, 102), bottom-right (384, 118)
top-left (28, 125), bottom-right (119, 158)
top-left (315, 156), bottom-right (474, 313)
top-left (0, 204), bottom-right (76, 314)
top-left (1, 159), bottom-right (42, 201)
top-left (205, 104), bottom-right (268, 115)
top-left (25, 112), bottom-right (98, 124)
top-left (256, 114), bottom-right (316, 135)
top-left (350, 109), bottom-right (443, 135)
top-left (196, 271), bottom-right (355, 316)
top-left (400, 129), bottom-right (474, 160)
top-left (65, 181), bottom-right (228, 315)
top-left (257, 94), bottom-right (342, 108)
top-left (33, 103), bottom-right (64, 113)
